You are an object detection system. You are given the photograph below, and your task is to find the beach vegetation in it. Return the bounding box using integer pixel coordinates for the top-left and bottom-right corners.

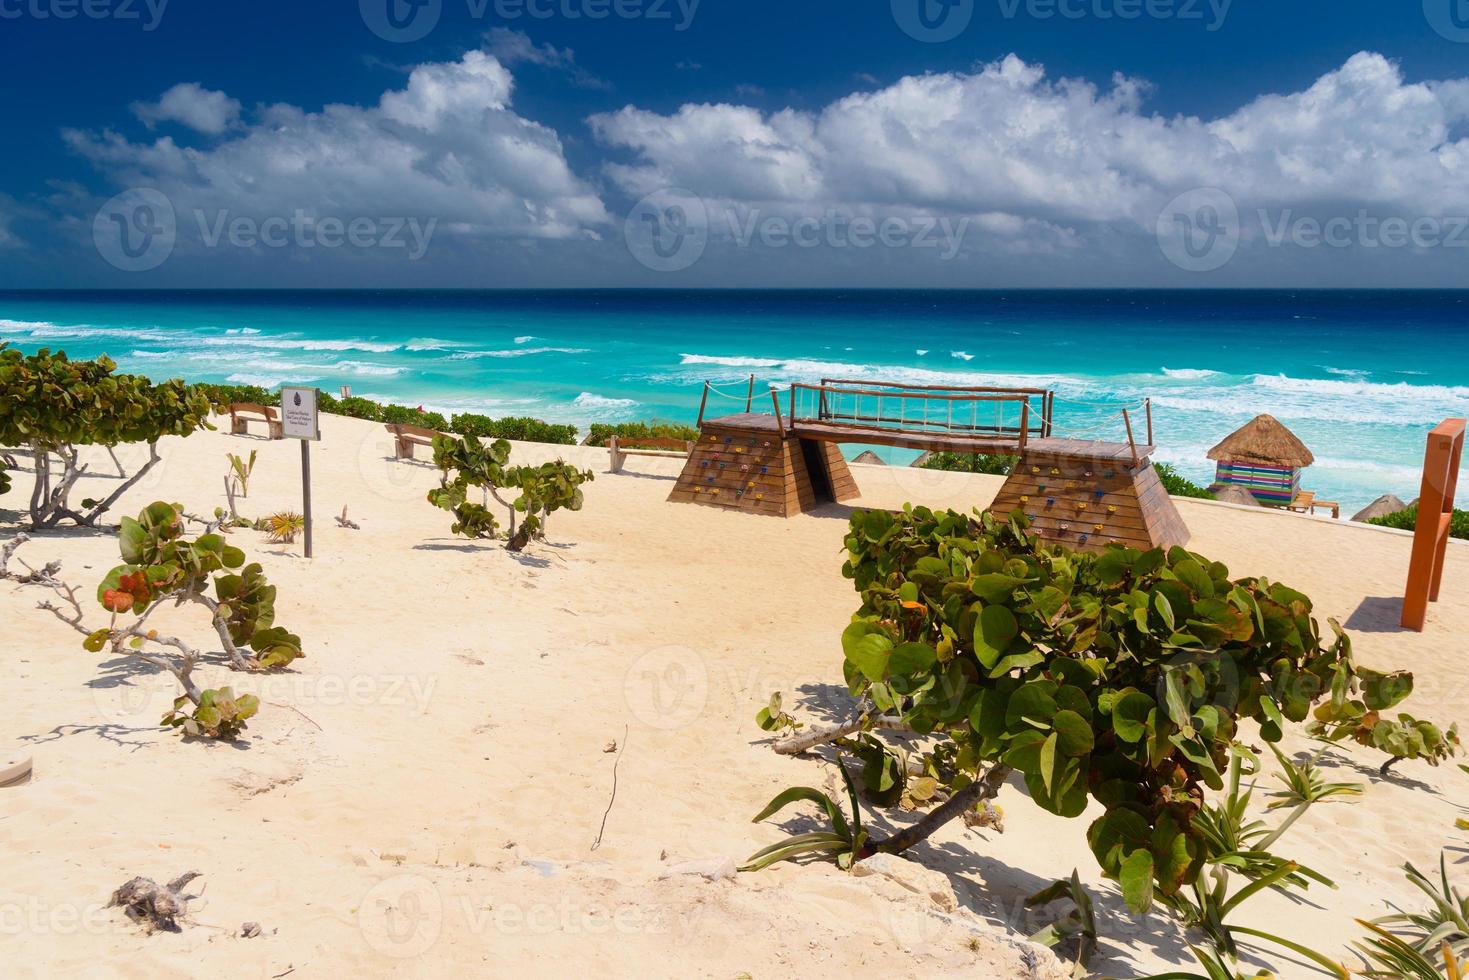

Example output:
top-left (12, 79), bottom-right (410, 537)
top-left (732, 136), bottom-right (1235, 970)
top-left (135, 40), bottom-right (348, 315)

top-left (0, 346), bottom-right (213, 529)
top-left (585, 421), bottom-right (700, 447)
top-left (0, 459), bottom-right (10, 497)
top-left (426, 434), bottom-right (593, 550)
top-left (917, 452), bottom-right (1017, 475)
top-left (1366, 503), bottom-right (1469, 542)
top-left (263, 511), bottom-right (305, 544)
top-left (740, 761), bottom-right (866, 872)
top-left (453, 414), bottom-right (579, 445)
top-left (226, 450), bottom-right (257, 499)
top-left (749, 505), bottom-right (1457, 975)
top-left (13, 501), bottom-right (301, 741)
top-left (1026, 869), bottom-right (1099, 975)
top-left (1154, 462), bottom-right (1217, 500)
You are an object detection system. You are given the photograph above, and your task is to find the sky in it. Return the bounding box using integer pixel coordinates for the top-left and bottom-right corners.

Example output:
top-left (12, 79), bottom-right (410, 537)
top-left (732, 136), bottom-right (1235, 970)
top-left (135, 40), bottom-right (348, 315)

top-left (1, 0), bottom-right (1468, 288)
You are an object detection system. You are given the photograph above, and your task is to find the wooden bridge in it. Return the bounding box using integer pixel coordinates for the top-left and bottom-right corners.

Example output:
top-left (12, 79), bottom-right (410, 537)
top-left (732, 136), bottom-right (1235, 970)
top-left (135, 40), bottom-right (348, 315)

top-left (670, 377), bottom-right (1188, 552)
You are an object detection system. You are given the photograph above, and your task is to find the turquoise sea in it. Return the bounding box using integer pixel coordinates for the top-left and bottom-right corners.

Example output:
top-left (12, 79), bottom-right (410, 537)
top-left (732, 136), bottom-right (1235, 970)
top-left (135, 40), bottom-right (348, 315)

top-left (2, 289), bottom-right (1467, 514)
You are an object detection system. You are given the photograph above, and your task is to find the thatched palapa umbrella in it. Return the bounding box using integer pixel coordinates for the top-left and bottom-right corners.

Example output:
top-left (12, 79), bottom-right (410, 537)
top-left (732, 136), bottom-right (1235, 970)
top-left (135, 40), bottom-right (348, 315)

top-left (1206, 414), bottom-right (1315, 506)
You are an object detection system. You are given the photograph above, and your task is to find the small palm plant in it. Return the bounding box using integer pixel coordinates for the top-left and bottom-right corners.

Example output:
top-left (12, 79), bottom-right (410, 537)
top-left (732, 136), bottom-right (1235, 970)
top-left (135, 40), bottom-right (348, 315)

top-left (226, 450), bottom-right (257, 499)
top-left (264, 511), bottom-right (305, 544)
top-left (741, 757), bottom-right (866, 872)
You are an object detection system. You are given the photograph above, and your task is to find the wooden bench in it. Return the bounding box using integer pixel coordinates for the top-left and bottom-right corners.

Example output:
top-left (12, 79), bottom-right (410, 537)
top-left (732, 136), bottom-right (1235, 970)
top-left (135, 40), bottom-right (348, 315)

top-left (1287, 490), bottom-right (1340, 519)
top-left (386, 423), bottom-right (445, 461)
top-left (229, 403), bottom-right (283, 440)
top-left (608, 435), bottom-right (694, 474)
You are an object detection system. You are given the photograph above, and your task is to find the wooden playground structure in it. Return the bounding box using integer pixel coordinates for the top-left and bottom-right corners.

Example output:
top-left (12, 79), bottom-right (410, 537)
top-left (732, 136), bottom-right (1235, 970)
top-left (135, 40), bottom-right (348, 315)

top-left (668, 377), bottom-right (1189, 553)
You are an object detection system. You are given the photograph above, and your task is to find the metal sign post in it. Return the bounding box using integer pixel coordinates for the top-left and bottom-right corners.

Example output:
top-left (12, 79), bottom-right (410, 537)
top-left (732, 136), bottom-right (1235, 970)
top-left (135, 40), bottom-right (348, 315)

top-left (279, 386), bottom-right (321, 558)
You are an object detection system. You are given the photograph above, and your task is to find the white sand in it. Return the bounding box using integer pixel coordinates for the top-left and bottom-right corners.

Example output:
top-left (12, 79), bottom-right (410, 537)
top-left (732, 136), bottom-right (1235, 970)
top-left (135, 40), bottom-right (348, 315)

top-left (2, 413), bottom-right (1466, 978)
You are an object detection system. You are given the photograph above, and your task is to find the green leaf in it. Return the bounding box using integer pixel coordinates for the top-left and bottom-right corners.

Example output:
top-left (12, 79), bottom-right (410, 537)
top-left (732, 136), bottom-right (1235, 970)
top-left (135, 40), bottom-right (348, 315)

top-left (1052, 710), bottom-right (1095, 757)
top-left (1112, 691), bottom-right (1154, 743)
top-left (889, 642), bottom-right (937, 676)
top-left (973, 604), bottom-right (1019, 668)
top-left (1120, 849), bottom-right (1155, 913)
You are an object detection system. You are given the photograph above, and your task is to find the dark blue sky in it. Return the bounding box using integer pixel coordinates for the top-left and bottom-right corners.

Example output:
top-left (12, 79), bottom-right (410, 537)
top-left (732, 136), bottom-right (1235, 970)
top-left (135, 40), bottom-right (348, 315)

top-left (2, 0), bottom-right (1467, 287)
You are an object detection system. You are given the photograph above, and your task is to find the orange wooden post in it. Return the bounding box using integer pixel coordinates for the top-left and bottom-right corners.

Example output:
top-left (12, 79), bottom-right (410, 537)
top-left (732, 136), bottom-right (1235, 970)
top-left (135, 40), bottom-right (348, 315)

top-left (1401, 418), bottom-right (1466, 631)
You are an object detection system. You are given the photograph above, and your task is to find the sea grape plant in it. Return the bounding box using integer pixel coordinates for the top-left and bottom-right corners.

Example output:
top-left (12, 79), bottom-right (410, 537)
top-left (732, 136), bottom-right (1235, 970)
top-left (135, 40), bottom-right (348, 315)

top-left (427, 433), bottom-right (593, 551)
top-left (754, 505), bottom-right (1455, 919)
top-left (0, 346), bottom-right (213, 528)
top-left (13, 501), bottom-right (301, 740)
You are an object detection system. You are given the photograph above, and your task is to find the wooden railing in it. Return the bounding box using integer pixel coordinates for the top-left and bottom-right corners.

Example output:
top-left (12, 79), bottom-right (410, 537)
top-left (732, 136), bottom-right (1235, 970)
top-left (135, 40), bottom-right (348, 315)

top-left (786, 381), bottom-right (1047, 451)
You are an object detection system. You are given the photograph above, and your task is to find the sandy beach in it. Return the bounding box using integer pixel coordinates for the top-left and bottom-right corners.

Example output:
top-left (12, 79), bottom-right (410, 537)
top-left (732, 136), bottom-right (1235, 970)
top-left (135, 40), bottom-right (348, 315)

top-left (2, 412), bottom-right (1467, 979)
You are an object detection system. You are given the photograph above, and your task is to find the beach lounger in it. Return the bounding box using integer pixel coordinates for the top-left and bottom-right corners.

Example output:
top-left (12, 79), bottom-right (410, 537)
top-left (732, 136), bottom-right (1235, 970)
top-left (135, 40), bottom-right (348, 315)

top-left (229, 403), bottom-right (283, 440)
top-left (386, 422), bottom-right (445, 460)
top-left (1287, 490), bottom-right (1340, 519)
top-left (608, 435), bottom-right (694, 473)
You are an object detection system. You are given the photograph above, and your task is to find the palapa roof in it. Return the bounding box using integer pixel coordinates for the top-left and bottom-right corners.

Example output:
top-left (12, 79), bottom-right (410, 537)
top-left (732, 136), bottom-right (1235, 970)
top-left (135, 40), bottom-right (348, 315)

top-left (1207, 414), bottom-right (1315, 468)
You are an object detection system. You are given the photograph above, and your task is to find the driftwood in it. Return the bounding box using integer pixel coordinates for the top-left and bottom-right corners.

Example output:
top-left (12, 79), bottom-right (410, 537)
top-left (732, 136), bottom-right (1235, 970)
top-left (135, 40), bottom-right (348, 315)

top-left (108, 871), bottom-right (203, 932)
top-left (335, 506), bottom-right (360, 530)
top-left (772, 712), bottom-right (911, 756)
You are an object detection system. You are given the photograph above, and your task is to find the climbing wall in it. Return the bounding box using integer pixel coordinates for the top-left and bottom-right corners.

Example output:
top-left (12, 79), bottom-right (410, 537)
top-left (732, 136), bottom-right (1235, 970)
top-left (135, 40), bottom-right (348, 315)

top-left (987, 450), bottom-right (1189, 554)
top-left (668, 418), bottom-right (858, 516)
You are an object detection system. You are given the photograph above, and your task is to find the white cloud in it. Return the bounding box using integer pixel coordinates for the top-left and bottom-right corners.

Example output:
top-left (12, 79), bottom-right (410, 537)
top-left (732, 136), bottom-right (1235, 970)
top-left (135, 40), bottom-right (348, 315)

top-left (484, 28), bottom-right (610, 91)
top-left (591, 52), bottom-right (1469, 250)
top-left (131, 83), bottom-right (242, 135)
top-left (68, 51), bottom-right (609, 245)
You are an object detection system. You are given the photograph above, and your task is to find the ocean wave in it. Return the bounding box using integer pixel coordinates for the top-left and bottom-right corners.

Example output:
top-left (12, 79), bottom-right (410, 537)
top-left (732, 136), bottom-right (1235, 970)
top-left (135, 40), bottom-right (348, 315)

top-left (333, 361), bottom-right (405, 376)
top-left (1161, 367), bottom-right (1222, 380)
top-left (449, 346), bottom-right (590, 360)
top-left (514, 335), bottom-right (539, 344)
top-left (1320, 366), bottom-right (1368, 378)
top-left (224, 328), bottom-right (261, 335)
top-left (226, 371), bottom-right (323, 387)
top-left (951, 351), bottom-right (975, 361)
top-left (678, 353), bottom-right (783, 368)
top-left (201, 336), bottom-right (402, 354)
top-left (572, 392), bottom-right (638, 410)
top-left (3, 320), bottom-right (174, 343)
top-left (916, 349), bottom-right (929, 356)
top-left (406, 337), bottom-right (452, 351)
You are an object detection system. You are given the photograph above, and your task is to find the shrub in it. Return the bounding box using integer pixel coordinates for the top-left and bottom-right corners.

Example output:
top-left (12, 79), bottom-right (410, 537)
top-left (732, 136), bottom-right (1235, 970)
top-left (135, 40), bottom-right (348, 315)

top-left (752, 506), bottom-right (1455, 919)
top-left (917, 452), bottom-right (1017, 475)
top-left (0, 459), bottom-right (9, 497)
top-left (14, 501), bottom-right (303, 741)
top-left (380, 403), bottom-right (449, 431)
top-left (1366, 504), bottom-right (1469, 541)
top-left (451, 413), bottom-right (578, 445)
top-left (0, 346), bottom-right (214, 528)
top-left (195, 382), bottom-right (278, 411)
top-left (333, 396), bottom-right (385, 422)
top-left (427, 434), bottom-right (593, 551)
top-left (1154, 462), bottom-right (1217, 499)
top-left (584, 421), bottom-right (699, 447)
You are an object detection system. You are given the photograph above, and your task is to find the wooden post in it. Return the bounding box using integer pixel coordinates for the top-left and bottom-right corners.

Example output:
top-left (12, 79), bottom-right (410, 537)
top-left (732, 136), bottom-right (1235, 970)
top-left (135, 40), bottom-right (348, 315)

top-left (1402, 418), bottom-right (1466, 630)
top-left (1122, 409), bottom-right (1139, 467)
top-left (1019, 401), bottom-right (1030, 452)
top-left (697, 383), bottom-right (710, 427)
top-left (608, 435), bottom-right (624, 474)
top-left (770, 387), bottom-right (786, 438)
top-left (1145, 399), bottom-right (1154, 447)
top-left (745, 374), bottom-right (755, 413)
top-left (300, 440), bottom-right (314, 559)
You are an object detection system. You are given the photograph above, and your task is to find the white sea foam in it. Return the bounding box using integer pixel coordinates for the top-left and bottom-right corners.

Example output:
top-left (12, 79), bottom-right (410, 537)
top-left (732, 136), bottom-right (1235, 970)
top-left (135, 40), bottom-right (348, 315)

top-left (200, 336), bottom-right (402, 354)
top-left (224, 328), bottom-right (261, 335)
top-left (226, 372), bottom-right (322, 387)
top-left (572, 392), bottom-right (638, 410)
top-left (334, 361), bottom-right (405, 376)
top-left (1161, 367), bottom-right (1222, 380)
top-left (514, 335), bottom-right (539, 344)
top-left (916, 349), bottom-right (930, 356)
top-left (951, 351), bottom-right (975, 361)
top-left (678, 353), bottom-right (783, 368)
top-left (449, 347), bottom-right (589, 360)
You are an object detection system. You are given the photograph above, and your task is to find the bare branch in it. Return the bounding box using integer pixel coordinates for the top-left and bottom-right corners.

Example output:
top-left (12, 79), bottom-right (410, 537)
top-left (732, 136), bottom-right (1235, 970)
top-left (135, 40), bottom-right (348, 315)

top-left (772, 712), bottom-right (911, 756)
